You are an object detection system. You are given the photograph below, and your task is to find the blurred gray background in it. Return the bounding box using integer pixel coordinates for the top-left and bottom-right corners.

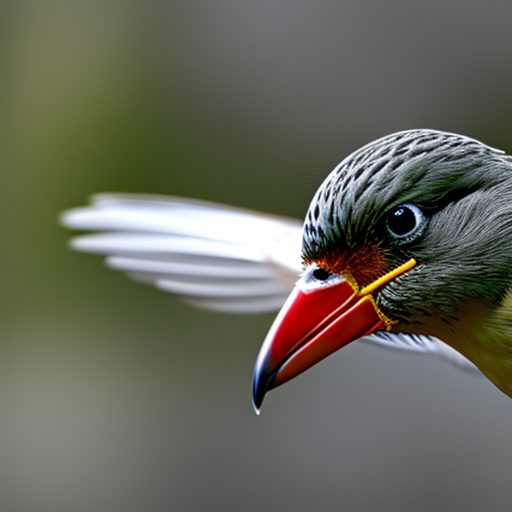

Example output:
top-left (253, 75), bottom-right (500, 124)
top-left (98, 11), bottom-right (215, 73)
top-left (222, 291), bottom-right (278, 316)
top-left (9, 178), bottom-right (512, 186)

top-left (4, 1), bottom-right (512, 511)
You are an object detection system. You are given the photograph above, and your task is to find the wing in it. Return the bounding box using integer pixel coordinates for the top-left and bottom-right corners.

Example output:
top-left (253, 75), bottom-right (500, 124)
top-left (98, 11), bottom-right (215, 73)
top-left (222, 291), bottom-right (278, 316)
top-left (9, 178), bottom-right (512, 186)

top-left (61, 193), bottom-right (478, 372)
top-left (365, 332), bottom-right (480, 374)
top-left (60, 194), bottom-right (303, 313)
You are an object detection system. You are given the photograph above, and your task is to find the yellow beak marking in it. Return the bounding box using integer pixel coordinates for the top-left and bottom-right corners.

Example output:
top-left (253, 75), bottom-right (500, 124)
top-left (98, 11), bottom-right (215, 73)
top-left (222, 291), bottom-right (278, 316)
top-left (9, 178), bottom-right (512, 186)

top-left (359, 258), bottom-right (417, 296)
top-left (343, 258), bottom-right (417, 332)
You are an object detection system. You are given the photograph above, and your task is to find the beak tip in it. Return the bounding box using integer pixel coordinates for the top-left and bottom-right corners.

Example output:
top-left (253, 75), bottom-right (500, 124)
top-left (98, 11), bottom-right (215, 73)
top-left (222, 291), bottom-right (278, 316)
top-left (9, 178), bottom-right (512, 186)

top-left (251, 377), bottom-right (265, 415)
top-left (251, 363), bottom-right (273, 415)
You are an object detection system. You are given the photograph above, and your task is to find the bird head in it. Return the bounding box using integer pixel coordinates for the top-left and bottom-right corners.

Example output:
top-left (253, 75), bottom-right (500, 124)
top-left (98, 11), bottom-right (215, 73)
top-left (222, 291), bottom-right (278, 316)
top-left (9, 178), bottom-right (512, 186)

top-left (253, 129), bottom-right (512, 412)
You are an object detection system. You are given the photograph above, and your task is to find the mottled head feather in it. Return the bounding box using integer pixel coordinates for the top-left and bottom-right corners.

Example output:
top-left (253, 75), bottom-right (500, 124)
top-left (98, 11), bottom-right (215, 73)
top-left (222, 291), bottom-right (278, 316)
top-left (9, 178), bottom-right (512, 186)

top-left (303, 129), bottom-right (509, 261)
top-left (302, 129), bottom-right (512, 327)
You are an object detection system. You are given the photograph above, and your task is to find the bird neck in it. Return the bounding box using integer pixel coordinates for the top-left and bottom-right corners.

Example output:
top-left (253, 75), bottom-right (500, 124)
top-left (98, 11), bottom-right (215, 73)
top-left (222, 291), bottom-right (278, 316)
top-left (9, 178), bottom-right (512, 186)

top-left (442, 292), bottom-right (512, 399)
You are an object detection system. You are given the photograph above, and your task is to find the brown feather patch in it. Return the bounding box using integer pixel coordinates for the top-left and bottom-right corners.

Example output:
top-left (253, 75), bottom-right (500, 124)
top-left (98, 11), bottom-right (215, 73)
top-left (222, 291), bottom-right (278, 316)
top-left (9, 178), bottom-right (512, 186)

top-left (308, 243), bottom-right (388, 289)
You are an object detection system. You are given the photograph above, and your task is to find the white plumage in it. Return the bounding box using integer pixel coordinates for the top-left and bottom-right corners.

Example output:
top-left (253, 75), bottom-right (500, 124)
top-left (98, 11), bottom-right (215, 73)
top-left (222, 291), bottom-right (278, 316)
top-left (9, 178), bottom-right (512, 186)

top-left (61, 194), bottom-right (301, 314)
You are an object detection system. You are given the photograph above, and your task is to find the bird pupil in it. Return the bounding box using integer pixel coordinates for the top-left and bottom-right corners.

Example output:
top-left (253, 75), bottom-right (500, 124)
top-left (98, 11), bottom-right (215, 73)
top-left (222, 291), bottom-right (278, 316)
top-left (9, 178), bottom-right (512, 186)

top-left (388, 206), bottom-right (416, 236)
top-left (313, 267), bottom-right (330, 281)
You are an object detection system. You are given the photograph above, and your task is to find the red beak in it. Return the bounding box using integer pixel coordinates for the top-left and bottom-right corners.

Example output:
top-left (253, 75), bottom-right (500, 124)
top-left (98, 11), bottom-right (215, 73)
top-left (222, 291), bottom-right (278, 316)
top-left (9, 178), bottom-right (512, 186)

top-left (251, 259), bottom-right (416, 413)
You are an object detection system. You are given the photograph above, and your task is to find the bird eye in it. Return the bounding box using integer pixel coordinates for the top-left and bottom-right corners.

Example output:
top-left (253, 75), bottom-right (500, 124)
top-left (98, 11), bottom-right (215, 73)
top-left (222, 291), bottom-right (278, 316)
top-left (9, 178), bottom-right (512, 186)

top-left (386, 204), bottom-right (425, 239)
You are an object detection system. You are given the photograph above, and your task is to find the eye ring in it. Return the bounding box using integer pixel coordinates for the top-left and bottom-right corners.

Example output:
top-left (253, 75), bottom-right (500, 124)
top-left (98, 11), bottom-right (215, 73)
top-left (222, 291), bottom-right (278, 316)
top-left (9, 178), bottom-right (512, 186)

top-left (386, 203), bottom-right (425, 241)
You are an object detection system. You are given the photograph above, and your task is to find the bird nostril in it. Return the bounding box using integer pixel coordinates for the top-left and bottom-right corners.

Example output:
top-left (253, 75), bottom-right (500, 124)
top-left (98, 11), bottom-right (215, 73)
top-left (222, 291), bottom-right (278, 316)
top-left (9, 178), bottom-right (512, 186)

top-left (313, 267), bottom-right (330, 281)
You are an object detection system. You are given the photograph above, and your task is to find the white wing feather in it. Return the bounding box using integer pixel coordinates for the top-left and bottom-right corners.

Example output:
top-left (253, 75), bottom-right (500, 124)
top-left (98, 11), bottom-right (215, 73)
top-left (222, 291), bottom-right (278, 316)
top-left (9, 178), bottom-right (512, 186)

top-left (62, 193), bottom-right (478, 372)
top-left (61, 194), bottom-right (303, 313)
top-left (365, 332), bottom-right (480, 374)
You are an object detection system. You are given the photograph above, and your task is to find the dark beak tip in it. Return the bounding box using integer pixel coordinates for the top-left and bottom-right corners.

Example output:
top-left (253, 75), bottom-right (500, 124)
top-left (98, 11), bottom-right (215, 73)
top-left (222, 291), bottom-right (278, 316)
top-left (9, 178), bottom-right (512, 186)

top-left (251, 363), bottom-right (274, 415)
top-left (252, 389), bottom-right (263, 415)
top-left (251, 375), bottom-right (265, 415)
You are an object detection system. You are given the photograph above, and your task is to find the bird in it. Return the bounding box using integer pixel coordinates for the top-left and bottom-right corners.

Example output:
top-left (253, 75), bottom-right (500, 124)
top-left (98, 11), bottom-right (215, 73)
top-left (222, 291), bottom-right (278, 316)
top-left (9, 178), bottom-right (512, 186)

top-left (61, 129), bottom-right (512, 413)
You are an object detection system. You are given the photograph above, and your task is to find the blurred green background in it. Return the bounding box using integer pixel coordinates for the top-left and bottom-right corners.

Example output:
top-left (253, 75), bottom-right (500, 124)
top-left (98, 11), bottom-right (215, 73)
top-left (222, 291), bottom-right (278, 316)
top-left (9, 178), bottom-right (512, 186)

top-left (4, 1), bottom-right (512, 511)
